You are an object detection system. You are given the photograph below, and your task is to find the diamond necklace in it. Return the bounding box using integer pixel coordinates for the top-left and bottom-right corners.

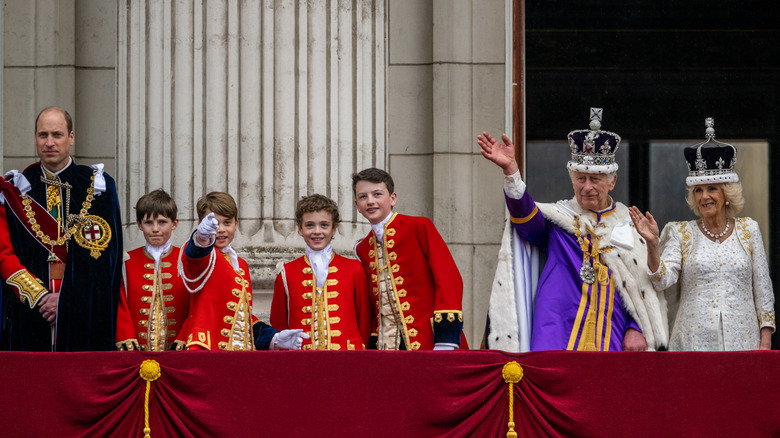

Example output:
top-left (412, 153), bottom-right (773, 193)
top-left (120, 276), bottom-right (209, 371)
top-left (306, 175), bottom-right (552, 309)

top-left (700, 218), bottom-right (730, 243)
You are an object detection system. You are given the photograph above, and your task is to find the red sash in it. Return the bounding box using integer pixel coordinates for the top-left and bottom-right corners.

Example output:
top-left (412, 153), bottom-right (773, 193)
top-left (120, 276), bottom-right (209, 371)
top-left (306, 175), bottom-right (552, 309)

top-left (0, 176), bottom-right (67, 262)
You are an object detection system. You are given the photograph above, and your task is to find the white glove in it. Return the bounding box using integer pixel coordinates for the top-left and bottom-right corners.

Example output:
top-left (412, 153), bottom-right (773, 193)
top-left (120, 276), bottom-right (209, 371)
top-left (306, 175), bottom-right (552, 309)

top-left (274, 329), bottom-right (310, 350)
top-left (433, 343), bottom-right (457, 351)
top-left (196, 212), bottom-right (219, 243)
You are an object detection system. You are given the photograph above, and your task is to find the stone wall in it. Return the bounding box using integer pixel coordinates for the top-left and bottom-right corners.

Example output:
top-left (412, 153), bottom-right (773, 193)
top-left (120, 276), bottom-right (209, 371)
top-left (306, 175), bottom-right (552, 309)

top-left (387, 0), bottom-right (508, 345)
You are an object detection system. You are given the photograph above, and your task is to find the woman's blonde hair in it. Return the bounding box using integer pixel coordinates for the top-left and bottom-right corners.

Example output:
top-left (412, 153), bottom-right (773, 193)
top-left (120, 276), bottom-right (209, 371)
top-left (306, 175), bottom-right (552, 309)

top-left (685, 181), bottom-right (744, 217)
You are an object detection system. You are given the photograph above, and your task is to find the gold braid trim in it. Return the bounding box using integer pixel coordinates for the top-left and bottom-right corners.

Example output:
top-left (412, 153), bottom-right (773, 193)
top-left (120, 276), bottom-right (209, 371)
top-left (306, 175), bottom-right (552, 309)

top-left (678, 222), bottom-right (692, 265)
top-left (116, 339), bottom-right (141, 351)
top-left (736, 218), bottom-right (752, 255)
top-left (572, 216), bottom-right (613, 351)
top-left (759, 311), bottom-right (776, 327)
top-left (433, 310), bottom-right (463, 323)
top-left (650, 262), bottom-right (667, 282)
top-left (510, 205), bottom-right (538, 224)
top-left (5, 269), bottom-right (48, 308)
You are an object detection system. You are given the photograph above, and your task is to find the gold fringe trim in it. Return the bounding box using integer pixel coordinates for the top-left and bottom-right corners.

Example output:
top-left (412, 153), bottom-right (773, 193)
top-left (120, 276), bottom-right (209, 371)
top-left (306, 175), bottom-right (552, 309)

top-left (139, 360), bottom-right (161, 438)
top-left (502, 361), bottom-right (524, 438)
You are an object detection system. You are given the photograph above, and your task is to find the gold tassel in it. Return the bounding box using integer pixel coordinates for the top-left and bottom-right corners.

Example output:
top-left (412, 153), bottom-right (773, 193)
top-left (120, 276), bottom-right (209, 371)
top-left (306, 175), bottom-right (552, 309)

top-left (139, 360), bottom-right (161, 438)
top-left (502, 361), bottom-right (524, 438)
top-left (579, 300), bottom-right (598, 351)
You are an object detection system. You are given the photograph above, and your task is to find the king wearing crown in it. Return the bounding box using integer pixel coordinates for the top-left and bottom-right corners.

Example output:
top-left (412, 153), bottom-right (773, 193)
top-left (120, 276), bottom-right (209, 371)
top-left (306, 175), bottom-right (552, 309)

top-left (478, 108), bottom-right (668, 352)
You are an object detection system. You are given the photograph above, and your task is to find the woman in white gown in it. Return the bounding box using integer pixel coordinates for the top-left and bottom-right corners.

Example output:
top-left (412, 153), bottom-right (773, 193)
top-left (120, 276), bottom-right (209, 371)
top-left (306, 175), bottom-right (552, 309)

top-left (629, 119), bottom-right (775, 351)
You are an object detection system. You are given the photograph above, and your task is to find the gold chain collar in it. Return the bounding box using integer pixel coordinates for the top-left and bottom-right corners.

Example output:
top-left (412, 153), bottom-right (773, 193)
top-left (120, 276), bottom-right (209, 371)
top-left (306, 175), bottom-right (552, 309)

top-left (22, 174), bottom-right (96, 247)
top-left (574, 215), bottom-right (612, 285)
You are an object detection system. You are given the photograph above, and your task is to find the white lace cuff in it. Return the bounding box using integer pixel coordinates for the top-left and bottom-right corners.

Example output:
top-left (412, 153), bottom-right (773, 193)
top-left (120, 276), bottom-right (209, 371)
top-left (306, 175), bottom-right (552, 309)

top-left (503, 170), bottom-right (526, 199)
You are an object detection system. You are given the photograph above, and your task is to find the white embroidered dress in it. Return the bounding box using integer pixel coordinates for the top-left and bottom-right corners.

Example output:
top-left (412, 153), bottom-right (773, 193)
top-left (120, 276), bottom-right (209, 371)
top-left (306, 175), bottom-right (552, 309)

top-left (651, 218), bottom-right (775, 351)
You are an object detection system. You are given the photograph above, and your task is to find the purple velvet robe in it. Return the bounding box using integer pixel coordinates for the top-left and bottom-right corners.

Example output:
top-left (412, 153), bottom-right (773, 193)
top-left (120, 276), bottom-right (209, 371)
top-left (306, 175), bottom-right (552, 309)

top-left (506, 192), bottom-right (639, 351)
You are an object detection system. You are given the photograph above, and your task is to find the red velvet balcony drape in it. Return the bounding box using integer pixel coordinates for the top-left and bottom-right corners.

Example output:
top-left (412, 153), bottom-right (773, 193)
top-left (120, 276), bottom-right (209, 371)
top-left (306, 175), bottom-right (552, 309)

top-left (2, 350), bottom-right (779, 437)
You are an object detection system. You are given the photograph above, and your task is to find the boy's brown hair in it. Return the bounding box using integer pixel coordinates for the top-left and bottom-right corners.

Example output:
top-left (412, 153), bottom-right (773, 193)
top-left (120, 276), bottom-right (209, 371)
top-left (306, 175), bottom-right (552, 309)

top-left (135, 189), bottom-right (178, 223)
top-left (351, 167), bottom-right (395, 196)
top-left (295, 194), bottom-right (340, 226)
top-left (196, 192), bottom-right (238, 221)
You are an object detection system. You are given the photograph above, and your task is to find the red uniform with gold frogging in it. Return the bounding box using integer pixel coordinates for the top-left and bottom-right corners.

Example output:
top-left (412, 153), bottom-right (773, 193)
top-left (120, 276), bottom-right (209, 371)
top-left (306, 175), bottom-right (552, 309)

top-left (271, 254), bottom-right (371, 350)
top-left (181, 242), bottom-right (278, 351)
top-left (115, 246), bottom-right (189, 351)
top-left (354, 213), bottom-right (467, 350)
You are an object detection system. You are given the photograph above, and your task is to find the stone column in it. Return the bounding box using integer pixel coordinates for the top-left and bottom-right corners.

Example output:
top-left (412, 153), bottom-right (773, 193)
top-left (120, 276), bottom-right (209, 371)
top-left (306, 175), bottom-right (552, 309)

top-left (386, 0), bottom-right (509, 346)
top-left (3, 0), bottom-right (76, 170)
top-left (429, 0), bottom-right (508, 348)
top-left (117, 0), bottom-right (386, 310)
top-left (2, 0), bottom-right (116, 173)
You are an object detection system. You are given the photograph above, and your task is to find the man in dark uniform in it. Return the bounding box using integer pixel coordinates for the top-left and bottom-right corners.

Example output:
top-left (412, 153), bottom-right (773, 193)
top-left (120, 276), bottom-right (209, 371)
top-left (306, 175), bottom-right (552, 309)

top-left (0, 106), bottom-right (122, 351)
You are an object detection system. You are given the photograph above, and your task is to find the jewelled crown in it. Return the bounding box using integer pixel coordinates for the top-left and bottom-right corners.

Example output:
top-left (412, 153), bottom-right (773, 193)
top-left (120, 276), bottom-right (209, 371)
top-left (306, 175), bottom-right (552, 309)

top-left (684, 117), bottom-right (738, 187)
top-left (566, 107), bottom-right (621, 174)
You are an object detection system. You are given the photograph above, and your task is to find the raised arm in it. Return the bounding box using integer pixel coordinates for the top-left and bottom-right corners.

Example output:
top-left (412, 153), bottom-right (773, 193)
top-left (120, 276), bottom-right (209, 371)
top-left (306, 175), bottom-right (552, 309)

top-left (477, 132), bottom-right (519, 175)
top-left (628, 206), bottom-right (660, 272)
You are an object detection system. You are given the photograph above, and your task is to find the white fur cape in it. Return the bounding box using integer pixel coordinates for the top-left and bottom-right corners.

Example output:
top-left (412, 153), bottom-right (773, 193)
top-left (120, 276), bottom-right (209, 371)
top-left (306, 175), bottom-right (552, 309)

top-left (486, 198), bottom-right (669, 351)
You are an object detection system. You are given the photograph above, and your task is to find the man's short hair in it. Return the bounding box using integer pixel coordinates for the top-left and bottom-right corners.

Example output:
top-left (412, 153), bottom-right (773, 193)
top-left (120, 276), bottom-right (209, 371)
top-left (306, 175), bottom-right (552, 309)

top-left (295, 194), bottom-right (340, 226)
top-left (196, 192), bottom-right (238, 221)
top-left (351, 167), bottom-right (395, 196)
top-left (135, 189), bottom-right (178, 223)
top-left (35, 106), bottom-right (73, 134)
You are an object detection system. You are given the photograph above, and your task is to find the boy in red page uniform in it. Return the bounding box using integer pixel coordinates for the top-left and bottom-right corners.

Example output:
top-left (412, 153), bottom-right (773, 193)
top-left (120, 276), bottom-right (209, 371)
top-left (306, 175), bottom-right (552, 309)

top-left (352, 168), bottom-right (468, 350)
top-left (180, 192), bottom-right (307, 351)
top-left (115, 189), bottom-right (189, 351)
top-left (271, 194), bottom-right (371, 350)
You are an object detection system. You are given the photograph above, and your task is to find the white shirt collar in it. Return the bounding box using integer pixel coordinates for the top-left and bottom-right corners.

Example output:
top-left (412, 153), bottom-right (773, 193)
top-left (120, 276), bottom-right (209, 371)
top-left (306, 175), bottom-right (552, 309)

top-left (305, 244), bottom-right (333, 289)
top-left (145, 238), bottom-right (173, 268)
top-left (41, 156), bottom-right (73, 177)
top-left (371, 212), bottom-right (394, 242)
top-left (220, 244), bottom-right (239, 271)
